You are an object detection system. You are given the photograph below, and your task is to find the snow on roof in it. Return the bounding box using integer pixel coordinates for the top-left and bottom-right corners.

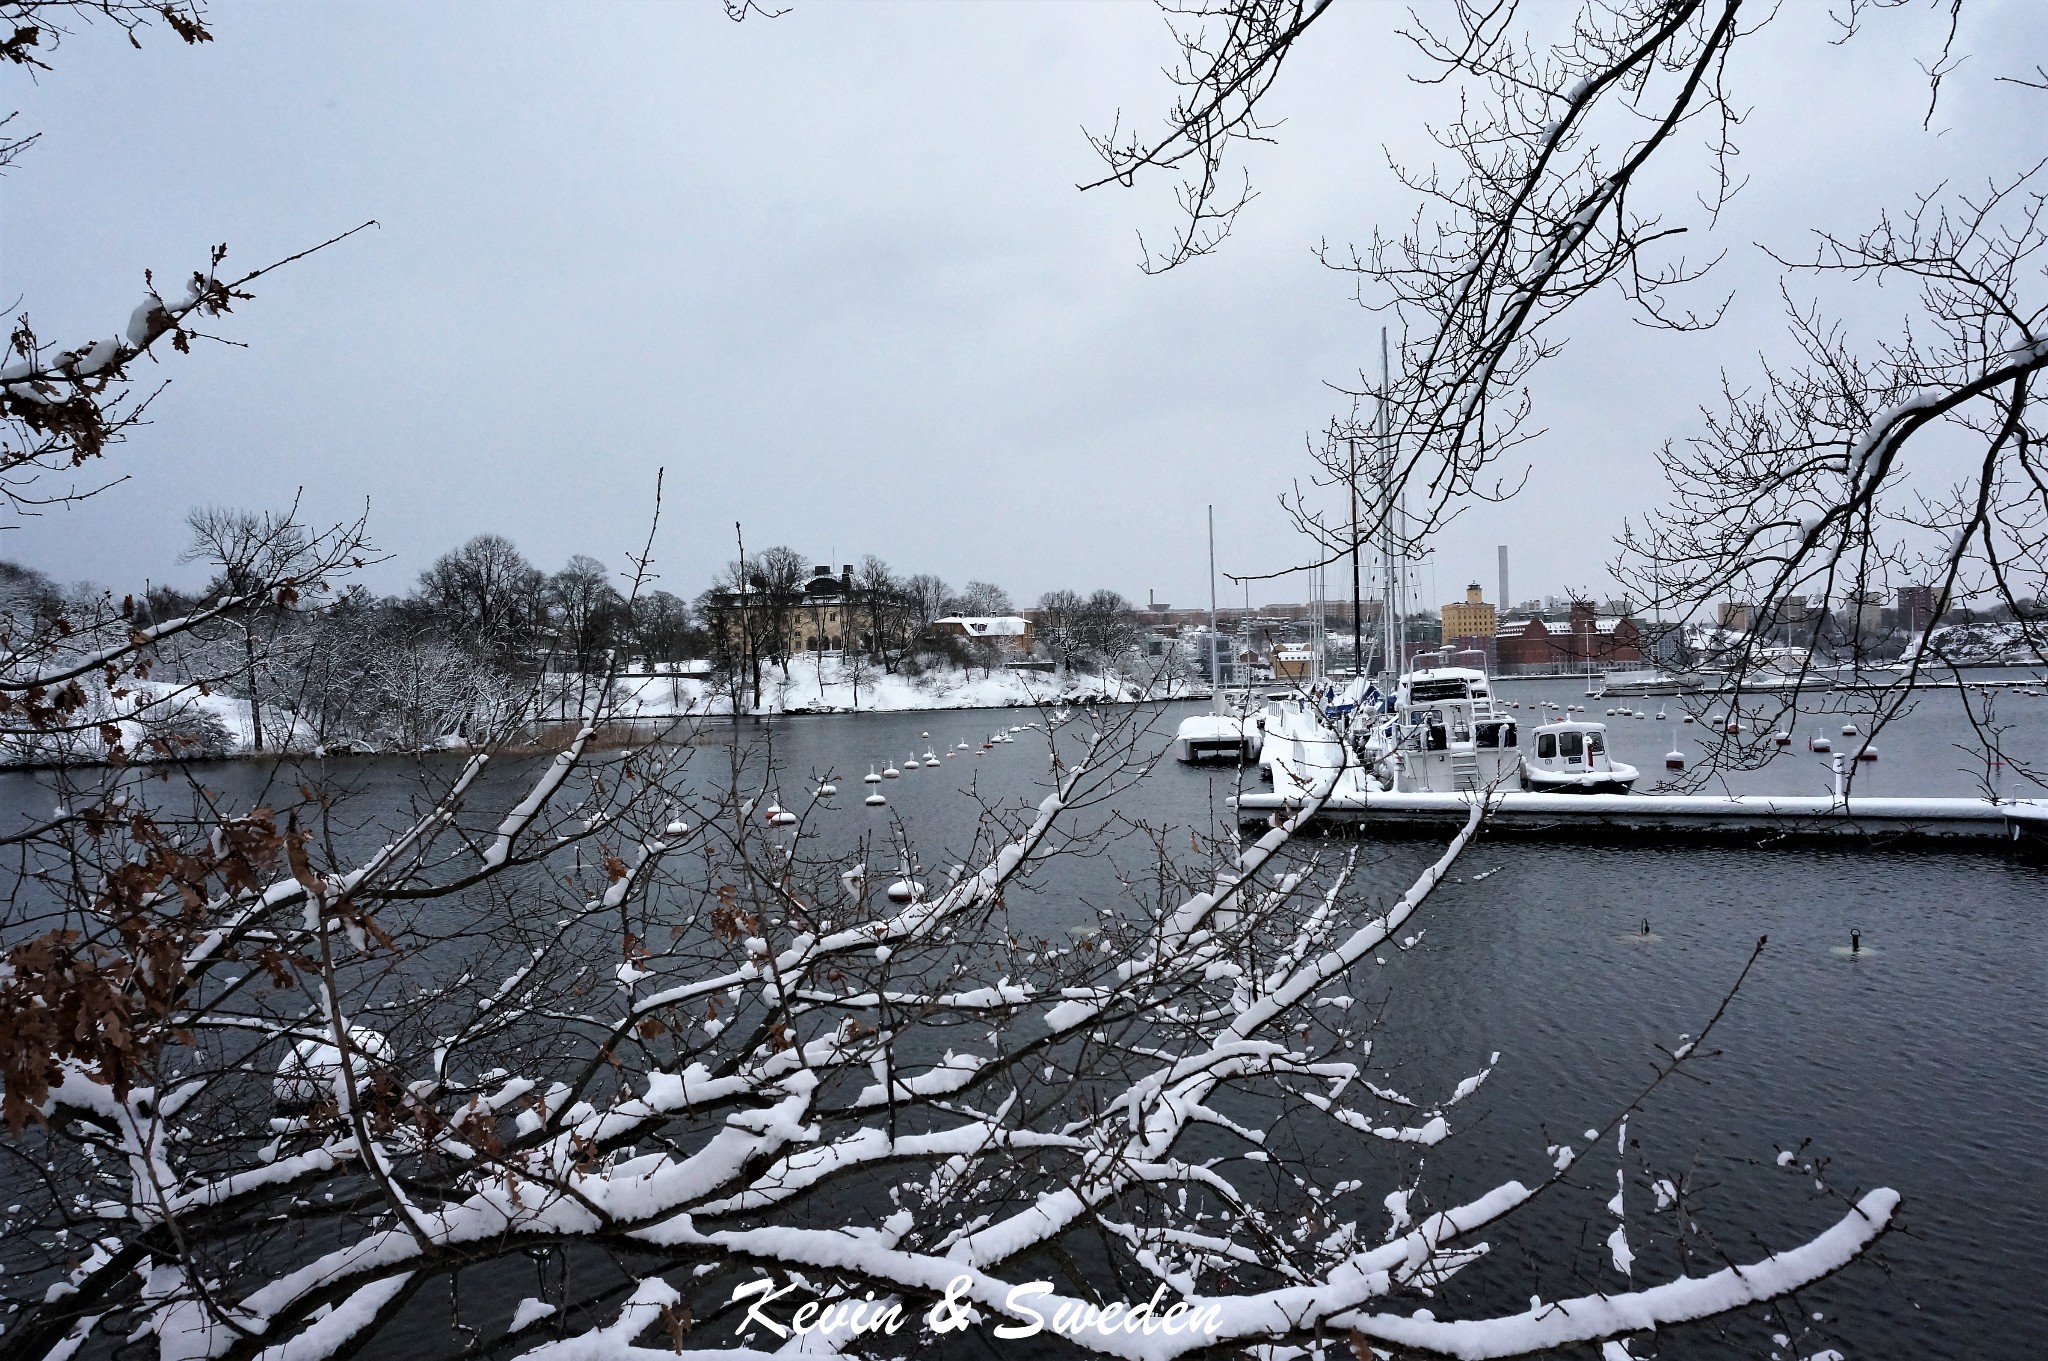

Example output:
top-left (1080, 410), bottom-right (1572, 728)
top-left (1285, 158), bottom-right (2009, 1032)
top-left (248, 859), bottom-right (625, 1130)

top-left (934, 615), bottom-right (1029, 637)
top-left (1496, 616), bottom-right (1633, 636)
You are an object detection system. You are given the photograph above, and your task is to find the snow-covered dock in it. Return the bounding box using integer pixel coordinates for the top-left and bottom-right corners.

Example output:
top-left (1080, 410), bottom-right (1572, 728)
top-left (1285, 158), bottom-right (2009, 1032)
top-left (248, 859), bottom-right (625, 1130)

top-left (1231, 787), bottom-right (2048, 850)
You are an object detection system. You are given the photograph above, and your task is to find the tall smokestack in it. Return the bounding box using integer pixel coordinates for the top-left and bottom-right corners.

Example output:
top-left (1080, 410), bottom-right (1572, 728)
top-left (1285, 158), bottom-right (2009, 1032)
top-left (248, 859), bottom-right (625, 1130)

top-left (1497, 545), bottom-right (1509, 610)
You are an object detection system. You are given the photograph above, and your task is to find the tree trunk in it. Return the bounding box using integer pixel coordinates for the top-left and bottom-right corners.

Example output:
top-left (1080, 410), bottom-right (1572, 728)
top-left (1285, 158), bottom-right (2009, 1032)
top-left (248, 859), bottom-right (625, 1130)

top-left (243, 619), bottom-right (266, 751)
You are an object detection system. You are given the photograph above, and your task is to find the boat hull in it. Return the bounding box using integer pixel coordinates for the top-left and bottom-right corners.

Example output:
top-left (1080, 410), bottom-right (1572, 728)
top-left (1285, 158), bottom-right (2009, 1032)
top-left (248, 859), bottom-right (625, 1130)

top-left (1175, 714), bottom-right (1262, 764)
top-left (1522, 771), bottom-right (1637, 795)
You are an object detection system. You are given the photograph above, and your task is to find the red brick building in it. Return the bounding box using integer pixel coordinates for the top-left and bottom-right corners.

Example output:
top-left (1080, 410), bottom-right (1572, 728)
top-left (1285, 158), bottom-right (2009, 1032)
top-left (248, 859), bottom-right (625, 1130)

top-left (1495, 601), bottom-right (1643, 672)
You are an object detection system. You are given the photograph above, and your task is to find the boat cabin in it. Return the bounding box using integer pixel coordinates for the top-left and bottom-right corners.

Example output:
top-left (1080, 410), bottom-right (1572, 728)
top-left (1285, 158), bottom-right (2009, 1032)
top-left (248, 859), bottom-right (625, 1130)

top-left (1369, 664), bottom-right (1521, 793)
top-left (1532, 721), bottom-right (1608, 767)
top-left (1520, 719), bottom-right (1638, 794)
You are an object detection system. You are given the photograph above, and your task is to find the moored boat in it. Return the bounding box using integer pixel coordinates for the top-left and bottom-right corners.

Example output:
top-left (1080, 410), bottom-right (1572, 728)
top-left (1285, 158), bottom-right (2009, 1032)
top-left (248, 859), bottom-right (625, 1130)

top-left (1520, 719), bottom-right (1638, 794)
top-left (1176, 710), bottom-right (1264, 763)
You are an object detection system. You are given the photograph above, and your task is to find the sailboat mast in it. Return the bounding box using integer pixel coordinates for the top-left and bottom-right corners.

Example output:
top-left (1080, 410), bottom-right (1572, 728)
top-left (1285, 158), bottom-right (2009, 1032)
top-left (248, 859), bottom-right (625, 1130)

top-left (1349, 434), bottom-right (1362, 679)
top-left (1379, 327), bottom-right (1398, 676)
top-left (1208, 504), bottom-right (1219, 707)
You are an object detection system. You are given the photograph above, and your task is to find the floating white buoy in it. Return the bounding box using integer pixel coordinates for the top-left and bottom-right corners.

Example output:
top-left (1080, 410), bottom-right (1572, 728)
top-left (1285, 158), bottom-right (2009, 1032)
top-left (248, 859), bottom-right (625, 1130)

top-left (923, 750), bottom-right (940, 765)
top-left (817, 782), bottom-right (837, 797)
top-left (1655, 709), bottom-right (1667, 720)
top-left (864, 765), bottom-right (881, 784)
top-left (762, 800), bottom-right (783, 820)
top-left (1606, 708), bottom-right (1616, 716)
top-left (882, 764), bottom-right (900, 778)
top-left (864, 792), bottom-right (887, 806)
top-left (1724, 722), bottom-right (1741, 734)
top-left (1772, 732), bottom-right (1791, 746)
top-left (1857, 745), bottom-right (1879, 762)
top-left (1810, 736), bottom-right (1832, 753)
top-left (1841, 723), bottom-right (1858, 736)
top-left (770, 810), bottom-right (798, 826)
top-left (957, 741), bottom-right (971, 750)
top-left (1665, 750), bottom-right (1686, 771)
top-left (885, 879), bottom-right (923, 903)
top-left (902, 755), bottom-right (921, 769)
top-left (1682, 714), bottom-right (1695, 724)
top-left (921, 731), bottom-right (931, 739)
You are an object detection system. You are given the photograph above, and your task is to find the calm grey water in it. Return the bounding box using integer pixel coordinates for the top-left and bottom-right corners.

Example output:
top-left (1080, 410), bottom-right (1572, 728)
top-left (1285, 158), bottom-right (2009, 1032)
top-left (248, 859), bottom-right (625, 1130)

top-left (3, 671), bottom-right (2043, 1357)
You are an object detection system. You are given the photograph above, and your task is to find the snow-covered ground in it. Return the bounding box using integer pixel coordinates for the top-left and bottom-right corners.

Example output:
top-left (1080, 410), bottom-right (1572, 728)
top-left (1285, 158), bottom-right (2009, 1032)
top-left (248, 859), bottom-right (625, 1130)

top-left (1925, 620), bottom-right (2046, 664)
top-left (606, 656), bottom-right (1201, 717)
top-left (0, 659), bottom-right (1205, 766)
top-left (0, 680), bottom-right (320, 767)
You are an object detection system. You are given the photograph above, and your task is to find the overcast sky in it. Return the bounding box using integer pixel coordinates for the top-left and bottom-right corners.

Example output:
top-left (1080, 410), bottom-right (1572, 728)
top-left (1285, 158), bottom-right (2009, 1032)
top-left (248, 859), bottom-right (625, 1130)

top-left (4, 0), bottom-right (2042, 613)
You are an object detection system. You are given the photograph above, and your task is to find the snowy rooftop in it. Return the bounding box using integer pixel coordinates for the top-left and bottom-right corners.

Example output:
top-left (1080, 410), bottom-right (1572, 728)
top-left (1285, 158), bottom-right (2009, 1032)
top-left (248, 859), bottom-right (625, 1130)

top-left (934, 615), bottom-right (1029, 637)
top-left (1498, 616), bottom-right (1633, 636)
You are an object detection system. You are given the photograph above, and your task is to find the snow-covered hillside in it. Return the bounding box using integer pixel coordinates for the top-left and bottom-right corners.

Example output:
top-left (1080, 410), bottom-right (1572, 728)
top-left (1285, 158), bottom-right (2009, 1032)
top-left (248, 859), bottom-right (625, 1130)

top-left (607, 656), bottom-right (1200, 717)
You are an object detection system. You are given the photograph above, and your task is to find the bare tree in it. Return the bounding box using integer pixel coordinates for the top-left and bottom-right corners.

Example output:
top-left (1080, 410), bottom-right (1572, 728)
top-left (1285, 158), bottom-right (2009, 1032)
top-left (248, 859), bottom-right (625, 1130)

top-left (0, 11), bottom-right (1908, 1361)
top-left (948, 578), bottom-right (1014, 616)
top-left (1093, 0), bottom-right (2043, 784)
top-left (901, 571), bottom-right (949, 632)
top-left (628, 588), bottom-right (697, 665)
top-left (1076, 586), bottom-right (1141, 666)
top-left (700, 545), bottom-right (807, 711)
top-left (853, 554), bottom-right (917, 672)
top-left (0, 701), bottom-right (1897, 1360)
top-left (1614, 166), bottom-right (2048, 784)
top-left (179, 504), bottom-right (323, 751)
top-left (1036, 587), bottom-right (1088, 670)
top-left (547, 553), bottom-right (626, 675)
top-left (1082, 0), bottom-right (1336, 273)
top-left (416, 533), bottom-right (547, 661)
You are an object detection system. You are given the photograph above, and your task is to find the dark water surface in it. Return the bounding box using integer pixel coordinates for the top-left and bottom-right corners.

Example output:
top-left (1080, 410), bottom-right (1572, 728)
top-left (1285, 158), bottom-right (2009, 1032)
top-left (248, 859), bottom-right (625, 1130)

top-left (2, 674), bottom-right (2042, 1357)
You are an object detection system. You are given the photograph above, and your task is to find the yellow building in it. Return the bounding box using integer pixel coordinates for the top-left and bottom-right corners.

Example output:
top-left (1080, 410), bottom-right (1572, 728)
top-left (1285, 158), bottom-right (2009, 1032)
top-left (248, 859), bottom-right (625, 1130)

top-left (1441, 583), bottom-right (1497, 644)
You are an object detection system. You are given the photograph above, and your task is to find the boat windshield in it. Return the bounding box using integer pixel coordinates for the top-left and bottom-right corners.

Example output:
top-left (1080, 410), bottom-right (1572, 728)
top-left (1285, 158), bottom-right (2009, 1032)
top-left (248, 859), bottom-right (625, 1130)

top-left (1559, 731), bottom-right (1585, 758)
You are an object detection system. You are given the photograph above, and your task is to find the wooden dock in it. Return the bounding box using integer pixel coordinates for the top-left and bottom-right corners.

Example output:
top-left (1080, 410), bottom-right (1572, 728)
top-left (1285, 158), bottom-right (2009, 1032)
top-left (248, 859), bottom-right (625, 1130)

top-left (1231, 788), bottom-right (2048, 851)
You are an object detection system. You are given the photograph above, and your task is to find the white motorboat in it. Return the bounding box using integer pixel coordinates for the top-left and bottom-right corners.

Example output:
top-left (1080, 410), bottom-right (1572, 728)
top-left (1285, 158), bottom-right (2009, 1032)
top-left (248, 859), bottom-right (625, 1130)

top-left (1176, 507), bottom-right (1266, 765)
top-left (1520, 719), bottom-right (1638, 794)
top-left (1352, 662), bottom-right (1521, 794)
top-left (1176, 709), bottom-right (1264, 764)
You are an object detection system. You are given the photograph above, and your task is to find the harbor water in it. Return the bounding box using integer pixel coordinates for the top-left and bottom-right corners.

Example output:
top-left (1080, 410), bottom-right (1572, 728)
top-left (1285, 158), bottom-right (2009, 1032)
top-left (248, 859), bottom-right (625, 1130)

top-left (1, 672), bottom-right (2041, 1356)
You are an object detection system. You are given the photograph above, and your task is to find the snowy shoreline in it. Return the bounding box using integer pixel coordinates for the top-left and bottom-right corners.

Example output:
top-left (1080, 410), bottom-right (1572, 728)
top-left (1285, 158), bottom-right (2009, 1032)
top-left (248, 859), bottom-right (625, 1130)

top-left (588, 656), bottom-right (1208, 721)
top-left (0, 660), bottom-right (1213, 771)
